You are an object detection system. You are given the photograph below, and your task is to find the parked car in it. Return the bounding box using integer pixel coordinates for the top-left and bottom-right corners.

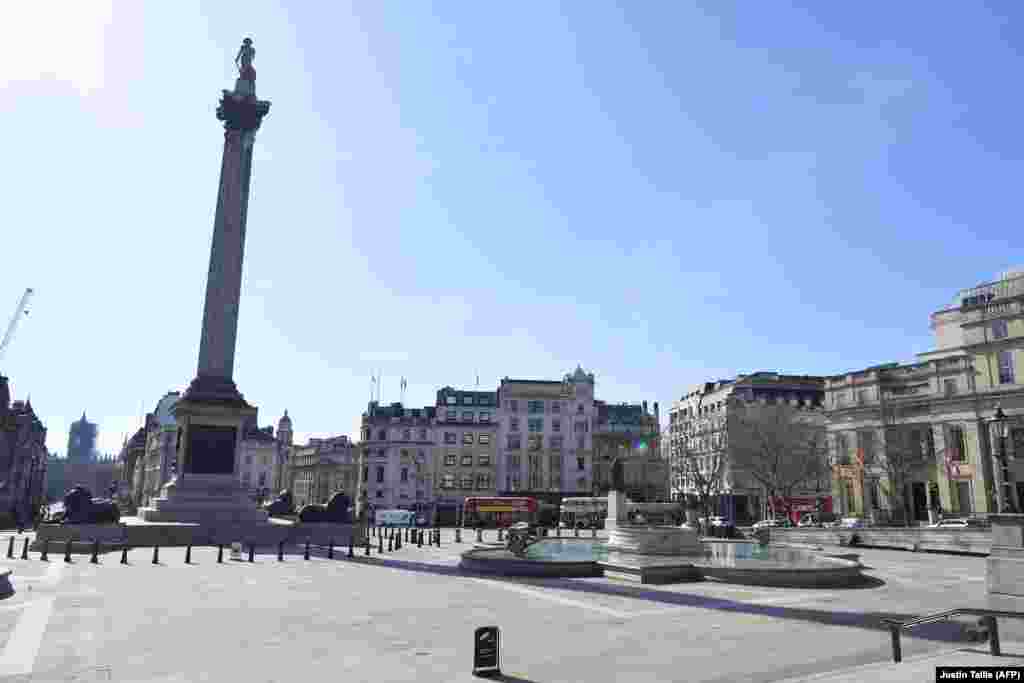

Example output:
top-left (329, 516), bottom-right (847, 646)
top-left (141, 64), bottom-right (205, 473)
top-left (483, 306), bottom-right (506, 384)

top-left (798, 512), bottom-right (840, 528)
top-left (752, 517), bottom-right (793, 530)
top-left (839, 517), bottom-right (867, 528)
top-left (929, 517), bottom-right (986, 529)
top-left (699, 516), bottom-right (728, 527)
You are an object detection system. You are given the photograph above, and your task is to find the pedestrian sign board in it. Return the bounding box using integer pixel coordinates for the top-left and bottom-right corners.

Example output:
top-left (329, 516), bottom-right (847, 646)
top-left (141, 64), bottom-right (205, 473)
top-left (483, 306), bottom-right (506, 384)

top-left (472, 626), bottom-right (500, 677)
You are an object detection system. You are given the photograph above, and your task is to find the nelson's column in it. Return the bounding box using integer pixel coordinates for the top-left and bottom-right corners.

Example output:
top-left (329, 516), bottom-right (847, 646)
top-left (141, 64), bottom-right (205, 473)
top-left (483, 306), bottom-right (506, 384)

top-left (140, 39), bottom-right (271, 524)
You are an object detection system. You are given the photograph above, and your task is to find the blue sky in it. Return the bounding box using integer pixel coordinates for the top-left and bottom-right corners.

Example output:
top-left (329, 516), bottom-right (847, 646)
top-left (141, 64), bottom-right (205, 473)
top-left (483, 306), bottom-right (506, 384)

top-left (3, 1), bottom-right (1023, 455)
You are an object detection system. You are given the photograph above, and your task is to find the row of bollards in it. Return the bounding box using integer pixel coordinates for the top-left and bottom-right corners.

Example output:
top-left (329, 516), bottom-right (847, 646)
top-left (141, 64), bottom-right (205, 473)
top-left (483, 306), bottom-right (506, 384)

top-left (5, 527), bottom-right (449, 566)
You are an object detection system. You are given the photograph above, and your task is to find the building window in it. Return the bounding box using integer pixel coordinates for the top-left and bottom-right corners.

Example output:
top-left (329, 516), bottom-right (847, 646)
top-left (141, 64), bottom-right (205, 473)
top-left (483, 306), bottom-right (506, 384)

top-left (577, 478), bottom-right (586, 490)
top-left (362, 466), bottom-right (368, 480)
top-left (528, 418), bottom-right (543, 433)
top-left (464, 396), bottom-right (474, 405)
top-left (552, 420), bottom-right (561, 432)
top-left (577, 404), bottom-right (584, 414)
top-left (400, 468), bottom-right (408, 482)
top-left (461, 475), bottom-right (473, 489)
top-left (999, 350), bottom-right (1015, 385)
top-left (550, 436), bottom-right (563, 449)
top-left (418, 428), bottom-right (427, 440)
top-left (416, 490), bottom-right (424, 499)
top-left (402, 428), bottom-right (411, 440)
top-left (857, 390), bottom-right (869, 405)
top-left (461, 455), bottom-right (473, 466)
top-left (376, 490), bottom-right (384, 498)
top-left (949, 426), bottom-right (967, 462)
top-left (444, 432), bottom-right (457, 444)
top-left (507, 436), bottom-right (521, 450)
top-left (528, 400), bottom-right (544, 414)
top-left (510, 417), bottom-right (520, 432)
top-left (378, 429), bottom-right (386, 440)
top-left (508, 400), bottom-right (518, 412)
top-left (376, 466), bottom-right (385, 483)
top-left (478, 433), bottom-right (490, 445)
top-left (245, 455), bottom-right (252, 465)
top-left (577, 456), bottom-right (585, 471)
top-left (462, 411), bottom-right (474, 422)
top-left (446, 396), bottom-right (456, 405)
top-left (446, 410), bottom-right (456, 422)
top-left (549, 455), bottom-right (561, 470)
top-left (442, 474), bottom-right (455, 488)
top-left (552, 402), bottom-right (561, 414)
top-left (528, 435), bottom-right (542, 451)
top-left (462, 433), bottom-right (474, 445)
top-left (444, 453), bottom-right (456, 466)
top-left (476, 474), bottom-right (491, 489)
top-left (576, 436), bottom-right (585, 449)
top-left (478, 454), bottom-right (491, 466)
top-left (510, 455), bottom-right (521, 467)
top-left (479, 411), bottom-right (490, 422)
top-left (993, 320), bottom-right (1009, 340)
top-left (944, 379), bottom-right (957, 397)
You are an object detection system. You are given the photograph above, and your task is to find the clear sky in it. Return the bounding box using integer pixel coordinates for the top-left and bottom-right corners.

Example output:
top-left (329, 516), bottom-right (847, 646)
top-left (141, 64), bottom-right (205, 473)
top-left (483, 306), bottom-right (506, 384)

top-left (3, 1), bottom-right (1023, 456)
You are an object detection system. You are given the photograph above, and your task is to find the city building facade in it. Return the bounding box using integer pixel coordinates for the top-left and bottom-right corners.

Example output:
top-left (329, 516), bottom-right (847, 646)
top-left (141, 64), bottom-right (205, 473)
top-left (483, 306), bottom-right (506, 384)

top-left (0, 376), bottom-right (47, 523)
top-left (274, 410), bottom-right (293, 493)
top-left (592, 400), bottom-right (666, 501)
top-left (289, 434), bottom-right (358, 508)
top-left (359, 402), bottom-right (436, 517)
top-left (828, 269), bottom-right (1024, 520)
top-left (238, 415), bottom-right (277, 502)
top-left (137, 392), bottom-right (180, 507)
top-left (496, 367), bottom-right (598, 509)
top-left (433, 387), bottom-right (498, 523)
top-left (668, 372), bottom-right (828, 524)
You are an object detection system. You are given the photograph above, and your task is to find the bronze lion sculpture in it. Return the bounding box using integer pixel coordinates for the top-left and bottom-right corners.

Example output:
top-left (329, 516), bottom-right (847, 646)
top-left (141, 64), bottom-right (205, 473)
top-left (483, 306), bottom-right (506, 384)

top-left (298, 491), bottom-right (351, 523)
top-left (62, 485), bottom-right (120, 525)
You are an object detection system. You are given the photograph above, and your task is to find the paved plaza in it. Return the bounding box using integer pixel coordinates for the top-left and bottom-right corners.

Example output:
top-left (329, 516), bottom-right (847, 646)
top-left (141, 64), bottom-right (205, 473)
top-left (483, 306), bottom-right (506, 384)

top-left (0, 529), bottom-right (1021, 681)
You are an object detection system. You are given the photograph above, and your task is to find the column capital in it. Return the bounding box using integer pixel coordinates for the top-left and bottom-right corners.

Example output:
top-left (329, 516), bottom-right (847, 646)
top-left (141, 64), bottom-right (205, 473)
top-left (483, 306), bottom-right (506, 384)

top-left (217, 91), bottom-right (271, 131)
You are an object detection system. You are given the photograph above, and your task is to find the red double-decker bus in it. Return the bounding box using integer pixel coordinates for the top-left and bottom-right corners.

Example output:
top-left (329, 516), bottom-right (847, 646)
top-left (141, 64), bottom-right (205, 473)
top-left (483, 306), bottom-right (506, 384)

top-left (461, 497), bottom-right (539, 528)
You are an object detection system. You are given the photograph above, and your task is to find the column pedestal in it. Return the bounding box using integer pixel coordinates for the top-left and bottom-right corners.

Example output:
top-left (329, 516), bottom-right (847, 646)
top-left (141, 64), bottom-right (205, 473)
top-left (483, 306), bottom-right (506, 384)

top-left (138, 389), bottom-right (268, 525)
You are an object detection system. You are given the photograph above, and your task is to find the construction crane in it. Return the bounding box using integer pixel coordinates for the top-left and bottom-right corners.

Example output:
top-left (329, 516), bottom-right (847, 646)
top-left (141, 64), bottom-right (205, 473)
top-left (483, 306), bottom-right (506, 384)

top-left (0, 288), bottom-right (34, 363)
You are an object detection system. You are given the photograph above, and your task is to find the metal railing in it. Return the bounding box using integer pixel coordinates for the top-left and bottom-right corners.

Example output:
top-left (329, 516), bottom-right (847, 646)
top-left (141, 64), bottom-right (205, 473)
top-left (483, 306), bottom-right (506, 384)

top-left (881, 608), bottom-right (1023, 662)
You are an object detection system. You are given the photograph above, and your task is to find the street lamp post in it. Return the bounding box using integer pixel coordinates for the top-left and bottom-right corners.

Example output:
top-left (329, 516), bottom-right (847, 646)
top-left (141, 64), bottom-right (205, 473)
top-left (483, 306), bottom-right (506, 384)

top-left (992, 405), bottom-right (1014, 514)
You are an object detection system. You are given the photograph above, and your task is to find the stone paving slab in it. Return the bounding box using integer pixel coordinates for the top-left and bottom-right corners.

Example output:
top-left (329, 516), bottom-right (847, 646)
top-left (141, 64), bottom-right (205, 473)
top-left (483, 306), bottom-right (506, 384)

top-left (0, 529), bottom-right (1012, 682)
top-left (775, 641), bottom-right (1024, 682)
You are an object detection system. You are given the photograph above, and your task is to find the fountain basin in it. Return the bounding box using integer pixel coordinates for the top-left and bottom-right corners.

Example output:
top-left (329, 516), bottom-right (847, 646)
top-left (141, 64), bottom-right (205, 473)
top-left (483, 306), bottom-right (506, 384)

top-left (459, 538), bottom-right (867, 587)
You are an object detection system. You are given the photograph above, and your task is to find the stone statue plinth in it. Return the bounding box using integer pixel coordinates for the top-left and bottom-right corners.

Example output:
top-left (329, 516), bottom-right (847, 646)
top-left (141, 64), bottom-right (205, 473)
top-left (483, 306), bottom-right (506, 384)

top-left (604, 489), bottom-right (701, 556)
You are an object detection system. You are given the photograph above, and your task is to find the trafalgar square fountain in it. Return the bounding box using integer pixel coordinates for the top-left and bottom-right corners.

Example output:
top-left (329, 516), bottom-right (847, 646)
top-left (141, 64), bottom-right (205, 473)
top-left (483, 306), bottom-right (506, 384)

top-left (461, 459), bottom-right (866, 587)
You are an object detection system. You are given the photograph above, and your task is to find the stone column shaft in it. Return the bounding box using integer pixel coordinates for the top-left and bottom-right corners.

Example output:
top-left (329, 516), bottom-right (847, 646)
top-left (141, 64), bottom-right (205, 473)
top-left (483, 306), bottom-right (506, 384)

top-left (195, 128), bottom-right (256, 382)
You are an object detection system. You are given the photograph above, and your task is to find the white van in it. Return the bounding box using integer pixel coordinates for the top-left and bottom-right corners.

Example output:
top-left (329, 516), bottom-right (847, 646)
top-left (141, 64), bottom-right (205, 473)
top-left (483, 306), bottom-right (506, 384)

top-left (375, 509), bottom-right (416, 527)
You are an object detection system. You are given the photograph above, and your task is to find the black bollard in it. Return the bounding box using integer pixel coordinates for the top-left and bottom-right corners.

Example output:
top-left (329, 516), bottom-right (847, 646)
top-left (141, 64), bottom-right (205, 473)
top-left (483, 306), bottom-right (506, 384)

top-left (40, 539), bottom-right (49, 561)
top-left (120, 545), bottom-right (128, 565)
top-left (348, 537), bottom-right (354, 558)
top-left (278, 541), bottom-right (285, 562)
top-left (152, 545), bottom-right (160, 565)
top-left (89, 539), bottom-right (98, 564)
top-left (22, 537), bottom-right (30, 560)
top-left (248, 543), bottom-right (255, 563)
top-left (396, 533), bottom-right (401, 550)
top-left (328, 538), bottom-right (334, 559)
top-left (304, 540), bottom-right (310, 561)
top-left (64, 539), bottom-right (72, 563)
top-left (378, 535), bottom-right (383, 553)
top-left (185, 545), bottom-right (192, 564)
top-left (387, 535), bottom-right (393, 552)
top-left (6, 536), bottom-right (13, 559)
top-left (217, 544), bottom-right (224, 564)
top-left (436, 529), bottom-right (441, 548)
top-left (365, 537), bottom-right (371, 555)
top-left (418, 530), bottom-right (423, 548)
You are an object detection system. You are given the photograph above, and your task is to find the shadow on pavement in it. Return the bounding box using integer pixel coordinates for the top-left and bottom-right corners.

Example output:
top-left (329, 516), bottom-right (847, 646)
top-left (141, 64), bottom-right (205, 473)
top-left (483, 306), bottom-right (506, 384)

top-left (335, 553), bottom-right (971, 645)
